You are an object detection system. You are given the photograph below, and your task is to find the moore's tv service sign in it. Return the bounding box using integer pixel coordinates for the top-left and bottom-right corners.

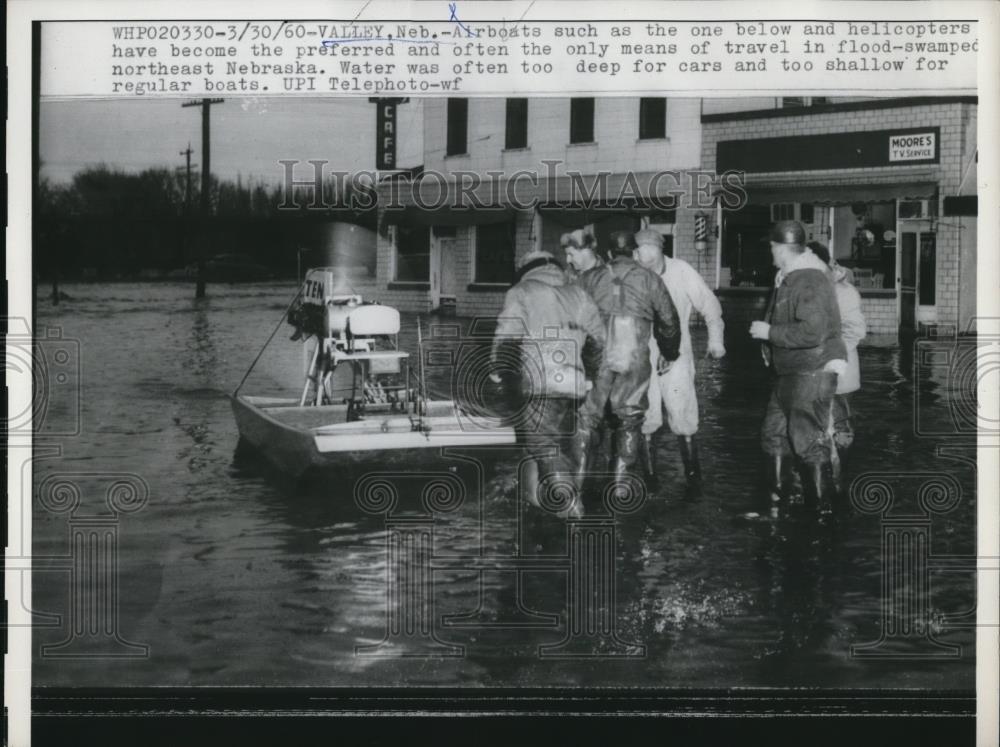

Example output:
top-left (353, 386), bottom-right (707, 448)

top-left (889, 131), bottom-right (937, 162)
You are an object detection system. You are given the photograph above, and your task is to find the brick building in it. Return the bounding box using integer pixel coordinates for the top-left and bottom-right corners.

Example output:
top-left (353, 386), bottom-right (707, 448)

top-left (701, 96), bottom-right (978, 341)
top-left (374, 96), bottom-right (704, 318)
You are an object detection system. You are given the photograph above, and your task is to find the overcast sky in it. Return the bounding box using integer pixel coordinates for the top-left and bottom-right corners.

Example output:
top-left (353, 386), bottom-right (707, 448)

top-left (39, 97), bottom-right (424, 185)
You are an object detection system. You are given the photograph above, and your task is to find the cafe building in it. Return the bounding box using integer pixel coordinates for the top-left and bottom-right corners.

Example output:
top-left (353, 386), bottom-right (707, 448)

top-left (373, 96), bottom-right (706, 317)
top-left (700, 96), bottom-right (978, 341)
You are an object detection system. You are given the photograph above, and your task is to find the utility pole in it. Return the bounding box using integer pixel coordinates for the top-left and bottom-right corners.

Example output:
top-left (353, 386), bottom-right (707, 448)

top-left (176, 145), bottom-right (198, 273)
top-left (179, 143), bottom-right (194, 214)
top-left (182, 98), bottom-right (224, 298)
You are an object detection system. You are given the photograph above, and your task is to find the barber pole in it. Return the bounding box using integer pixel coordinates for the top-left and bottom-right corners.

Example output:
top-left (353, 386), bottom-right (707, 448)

top-left (694, 211), bottom-right (709, 252)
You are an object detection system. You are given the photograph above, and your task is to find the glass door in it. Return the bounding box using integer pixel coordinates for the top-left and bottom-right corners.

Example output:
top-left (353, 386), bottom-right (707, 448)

top-left (897, 219), bottom-right (937, 336)
top-left (898, 231), bottom-right (917, 336)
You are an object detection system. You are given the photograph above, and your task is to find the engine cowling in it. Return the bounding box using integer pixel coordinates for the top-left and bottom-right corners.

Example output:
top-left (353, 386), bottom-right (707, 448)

top-left (290, 268), bottom-right (399, 340)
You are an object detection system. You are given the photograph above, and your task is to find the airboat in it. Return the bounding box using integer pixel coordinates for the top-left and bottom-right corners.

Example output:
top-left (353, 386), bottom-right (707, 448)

top-left (231, 268), bottom-right (516, 476)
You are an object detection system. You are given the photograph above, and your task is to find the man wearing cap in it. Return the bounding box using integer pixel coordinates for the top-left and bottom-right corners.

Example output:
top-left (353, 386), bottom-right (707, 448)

top-left (750, 220), bottom-right (847, 512)
top-left (490, 250), bottom-right (606, 519)
top-left (562, 228), bottom-right (604, 282)
top-left (634, 228), bottom-right (725, 500)
top-left (577, 235), bottom-right (682, 493)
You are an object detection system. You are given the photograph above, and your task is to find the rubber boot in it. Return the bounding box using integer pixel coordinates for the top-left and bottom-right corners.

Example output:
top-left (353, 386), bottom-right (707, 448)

top-left (536, 458), bottom-right (584, 520)
top-left (613, 427), bottom-right (642, 488)
top-left (801, 461), bottom-right (835, 516)
top-left (639, 432), bottom-right (660, 493)
top-left (767, 454), bottom-right (785, 503)
top-left (571, 427), bottom-right (597, 494)
top-left (830, 445), bottom-right (846, 497)
top-left (830, 451), bottom-right (843, 496)
top-left (520, 459), bottom-right (541, 509)
top-left (678, 435), bottom-right (703, 501)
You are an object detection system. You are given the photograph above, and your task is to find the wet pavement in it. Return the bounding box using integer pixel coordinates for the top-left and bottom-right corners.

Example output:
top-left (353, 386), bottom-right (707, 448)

top-left (31, 282), bottom-right (976, 688)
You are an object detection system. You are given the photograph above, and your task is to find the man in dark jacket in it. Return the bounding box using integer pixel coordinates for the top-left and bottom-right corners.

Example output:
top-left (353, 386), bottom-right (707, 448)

top-left (577, 237), bottom-right (682, 492)
top-left (490, 250), bottom-right (606, 518)
top-left (751, 220), bottom-right (848, 512)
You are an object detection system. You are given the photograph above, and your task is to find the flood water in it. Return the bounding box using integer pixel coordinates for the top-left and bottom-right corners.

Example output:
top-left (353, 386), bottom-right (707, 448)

top-left (31, 282), bottom-right (976, 689)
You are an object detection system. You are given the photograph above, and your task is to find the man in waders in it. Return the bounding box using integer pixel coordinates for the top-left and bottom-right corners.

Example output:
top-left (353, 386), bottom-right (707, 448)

top-left (751, 221), bottom-right (847, 514)
top-left (577, 238), bottom-right (682, 496)
top-left (490, 251), bottom-right (606, 518)
top-left (634, 228), bottom-right (726, 500)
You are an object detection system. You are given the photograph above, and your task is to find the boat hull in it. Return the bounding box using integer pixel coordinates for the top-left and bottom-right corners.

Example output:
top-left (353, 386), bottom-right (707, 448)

top-left (231, 394), bottom-right (517, 477)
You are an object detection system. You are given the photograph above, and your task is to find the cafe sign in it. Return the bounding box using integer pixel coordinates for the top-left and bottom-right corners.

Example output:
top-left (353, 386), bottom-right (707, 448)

top-left (889, 132), bottom-right (936, 162)
top-left (369, 97), bottom-right (409, 170)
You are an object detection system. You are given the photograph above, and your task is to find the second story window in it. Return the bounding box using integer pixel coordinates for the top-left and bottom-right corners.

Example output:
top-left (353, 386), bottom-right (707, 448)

top-left (569, 98), bottom-right (595, 144)
top-left (781, 96), bottom-right (829, 108)
top-left (446, 98), bottom-right (468, 156)
top-left (505, 98), bottom-right (528, 149)
top-left (639, 98), bottom-right (667, 140)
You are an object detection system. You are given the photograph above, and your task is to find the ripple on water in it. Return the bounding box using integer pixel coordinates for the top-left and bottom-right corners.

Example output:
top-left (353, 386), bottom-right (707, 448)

top-left (30, 288), bottom-right (977, 690)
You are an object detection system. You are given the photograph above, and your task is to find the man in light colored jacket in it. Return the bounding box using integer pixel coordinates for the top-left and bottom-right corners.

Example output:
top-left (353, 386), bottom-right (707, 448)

top-left (807, 242), bottom-right (867, 485)
top-left (634, 228), bottom-right (725, 500)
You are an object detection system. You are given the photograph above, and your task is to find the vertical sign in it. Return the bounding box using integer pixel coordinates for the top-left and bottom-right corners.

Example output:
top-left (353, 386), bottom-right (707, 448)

top-left (370, 97), bottom-right (409, 170)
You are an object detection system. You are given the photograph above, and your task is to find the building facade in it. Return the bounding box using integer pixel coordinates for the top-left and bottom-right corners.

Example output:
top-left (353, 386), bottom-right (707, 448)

top-left (702, 96), bottom-right (978, 340)
top-left (373, 96), bottom-right (978, 343)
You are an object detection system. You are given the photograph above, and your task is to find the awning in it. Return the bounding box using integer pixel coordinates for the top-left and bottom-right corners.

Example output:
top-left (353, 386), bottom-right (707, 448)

top-left (740, 181), bottom-right (938, 206)
top-left (381, 205), bottom-right (517, 227)
top-left (536, 200), bottom-right (677, 226)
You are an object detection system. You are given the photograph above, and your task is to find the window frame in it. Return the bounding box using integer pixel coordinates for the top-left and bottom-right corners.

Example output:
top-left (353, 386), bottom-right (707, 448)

top-left (569, 97), bottom-right (596, 145)
top-left (446, 98), bottom-right (469, 157)
top-left (472, 223), bottom-right (517, 286)
top-left (638, 97), bottom-right (667, 140)
top-left (504, 98), bottom-right (529, 150)
top-left (392, 223), bottom-right (432, 283)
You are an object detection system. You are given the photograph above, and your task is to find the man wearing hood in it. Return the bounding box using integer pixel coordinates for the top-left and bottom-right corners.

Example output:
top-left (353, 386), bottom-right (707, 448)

top-left (562, 228), bottom-right (604, 282)
top-left (490, 250), bottom-right (606, 518)
top-left (750, 221), bottom-right (847, 512)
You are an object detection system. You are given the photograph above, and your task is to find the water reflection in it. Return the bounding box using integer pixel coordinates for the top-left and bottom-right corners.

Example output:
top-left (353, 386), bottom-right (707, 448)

top-left (31, 284), bottom-right (976, 689)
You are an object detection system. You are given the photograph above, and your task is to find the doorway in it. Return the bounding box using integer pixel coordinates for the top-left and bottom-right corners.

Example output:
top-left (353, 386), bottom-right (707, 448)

top-left (898, 220), bottom-right (937, 337)
top-left (429, 230), bottom-right (458, 313)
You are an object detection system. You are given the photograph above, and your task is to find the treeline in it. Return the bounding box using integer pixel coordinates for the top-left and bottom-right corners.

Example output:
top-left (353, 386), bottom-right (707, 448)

top-left (37, 165), bottom-right (372, 219)
top-left (35, 166), bottom-right (376, 280)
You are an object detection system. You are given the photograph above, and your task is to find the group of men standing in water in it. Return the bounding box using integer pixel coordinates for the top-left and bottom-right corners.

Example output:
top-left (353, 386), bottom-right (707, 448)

top-left (490, 218), bottom-right (864, 519)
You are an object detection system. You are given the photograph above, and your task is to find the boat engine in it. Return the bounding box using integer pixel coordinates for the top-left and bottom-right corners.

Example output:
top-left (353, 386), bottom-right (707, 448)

top-left (289, 268), bottom-right (414, 415)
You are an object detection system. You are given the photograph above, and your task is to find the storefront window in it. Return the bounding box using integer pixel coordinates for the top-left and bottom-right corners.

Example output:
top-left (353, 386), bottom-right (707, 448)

top-left (838, 201), bottom-right (895, 289)
top-left (474, 223), bottom-right (516, 284)
top-left (771, 203), bottom-right (795, 221)
top-left (394, 224), bottom-right (430, 282)
top-left (722, 199), bottom-right (900, 288)
top-left (722, 204), bottom-right (774, 286)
